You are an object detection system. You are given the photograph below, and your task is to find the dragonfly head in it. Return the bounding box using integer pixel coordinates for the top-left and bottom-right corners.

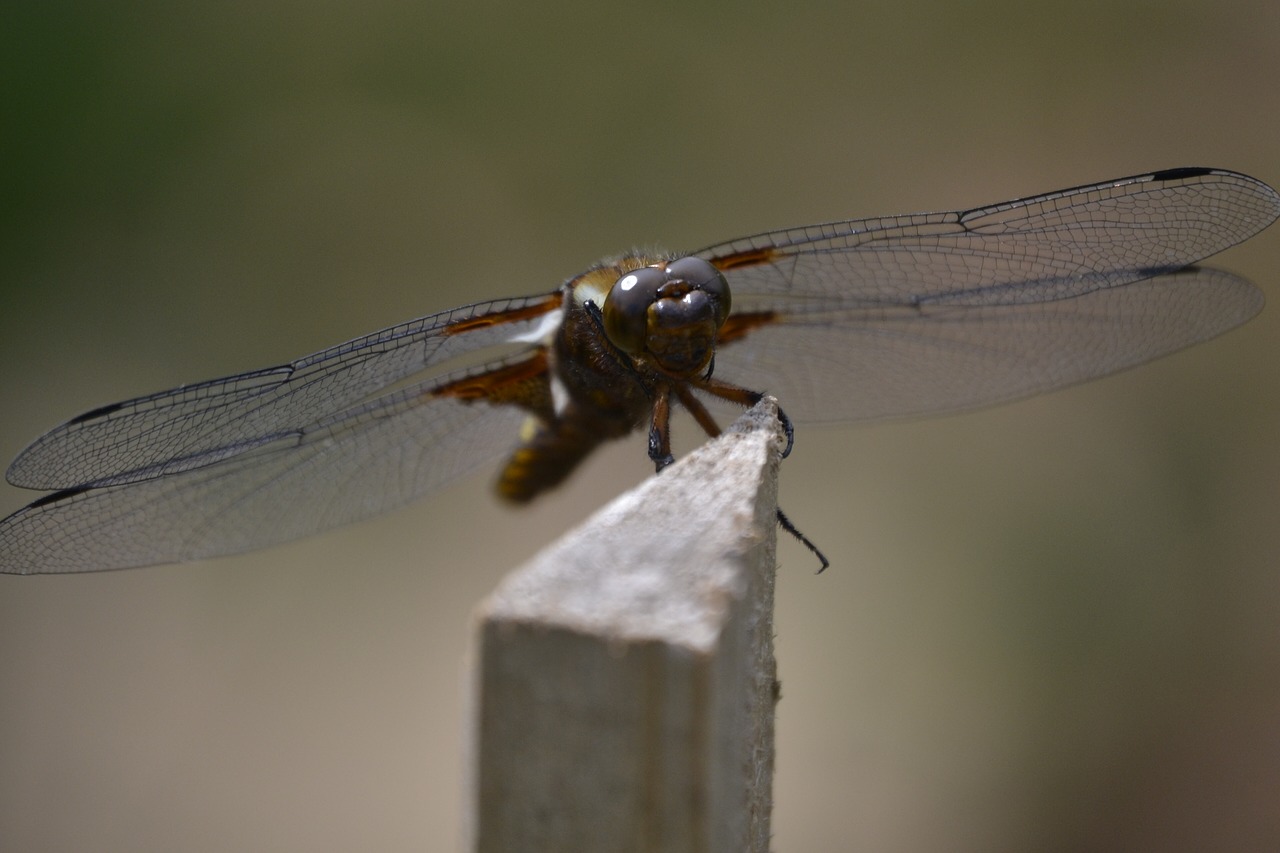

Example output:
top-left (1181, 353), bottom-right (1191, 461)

top-left (602, 256), bottom-right (731, 376)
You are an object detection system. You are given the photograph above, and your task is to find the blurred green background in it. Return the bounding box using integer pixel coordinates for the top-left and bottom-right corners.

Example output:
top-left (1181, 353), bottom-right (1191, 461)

top-left (3, 1), bottom-right (1279, 850)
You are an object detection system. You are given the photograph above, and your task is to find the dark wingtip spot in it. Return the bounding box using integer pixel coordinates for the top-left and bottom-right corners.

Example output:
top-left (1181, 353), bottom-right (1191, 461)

top-left (68, 401), bottom-right (125, 424)
top-left (1133, 264), bottom-right (1183, 279)
top-left (29, 486), bottom-right (90, 509)
top-left (1151, 167), bottom-right (1214, 182)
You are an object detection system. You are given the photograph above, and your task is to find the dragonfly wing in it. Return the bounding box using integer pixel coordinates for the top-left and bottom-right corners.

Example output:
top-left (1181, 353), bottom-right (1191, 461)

top-left (0, 375), bottom-right (532, 573)
top-left (708, 267), bottom-right (1261, 424)
top-left (693, 169), bottom-right (1277, 423)
top-left (7, 292), bottom-right (563, 490)
top-left (701, 168), bottom-right (1279, 305)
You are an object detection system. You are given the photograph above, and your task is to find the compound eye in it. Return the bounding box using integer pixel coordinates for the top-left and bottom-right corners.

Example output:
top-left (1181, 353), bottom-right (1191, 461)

top-left (664, 256), bottom-right (731, 326)
top-left (602, 265), bottom-right (666, 353)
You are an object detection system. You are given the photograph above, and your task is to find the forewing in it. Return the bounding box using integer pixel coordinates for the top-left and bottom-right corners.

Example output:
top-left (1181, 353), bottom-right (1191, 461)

top-left (7, 292), bottom-right (562, 490)
top-left (701, 168), bottom-right (1279, 306)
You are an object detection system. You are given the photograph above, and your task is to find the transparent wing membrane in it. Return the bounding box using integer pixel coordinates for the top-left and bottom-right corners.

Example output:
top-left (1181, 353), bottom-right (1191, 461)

top-left (7, 293), bottom-right (561, 490)
top-left (3, 168), bottom-right (1276, 572)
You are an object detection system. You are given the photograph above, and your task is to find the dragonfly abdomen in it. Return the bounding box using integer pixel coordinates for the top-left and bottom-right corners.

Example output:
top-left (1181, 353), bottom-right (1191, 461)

top-left (497, 407), bottom-right (629, 503)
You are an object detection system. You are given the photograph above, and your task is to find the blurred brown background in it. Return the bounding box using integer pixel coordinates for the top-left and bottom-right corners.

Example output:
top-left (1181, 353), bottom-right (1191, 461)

top-left (3, 2), bottom-right (1279, 851)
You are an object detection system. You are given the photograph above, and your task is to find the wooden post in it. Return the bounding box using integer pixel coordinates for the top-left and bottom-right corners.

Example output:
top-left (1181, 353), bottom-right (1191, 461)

top-left (466, 398), bottom-right (785, 853)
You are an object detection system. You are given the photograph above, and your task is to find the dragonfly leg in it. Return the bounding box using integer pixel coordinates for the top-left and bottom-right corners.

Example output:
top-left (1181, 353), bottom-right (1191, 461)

top-left (677, 382), bottom-right (821, 568)
top-left (672, 384), bottom-right (722, 440)
top-left (691, 377), bottom-right (796, 458)
top-left (776, 506), bottom-right (829, 573)
top-left (648, 386), bottom-right (675, 472)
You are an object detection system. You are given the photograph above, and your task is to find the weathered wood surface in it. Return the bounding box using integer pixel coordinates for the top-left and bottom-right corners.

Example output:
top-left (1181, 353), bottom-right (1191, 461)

top-left (467, 398), bottom-right (786, 853)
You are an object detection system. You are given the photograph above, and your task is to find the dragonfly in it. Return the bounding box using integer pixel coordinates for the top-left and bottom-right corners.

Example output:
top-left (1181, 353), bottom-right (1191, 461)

top-left (1, 167), bottom-right (1277, 575)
